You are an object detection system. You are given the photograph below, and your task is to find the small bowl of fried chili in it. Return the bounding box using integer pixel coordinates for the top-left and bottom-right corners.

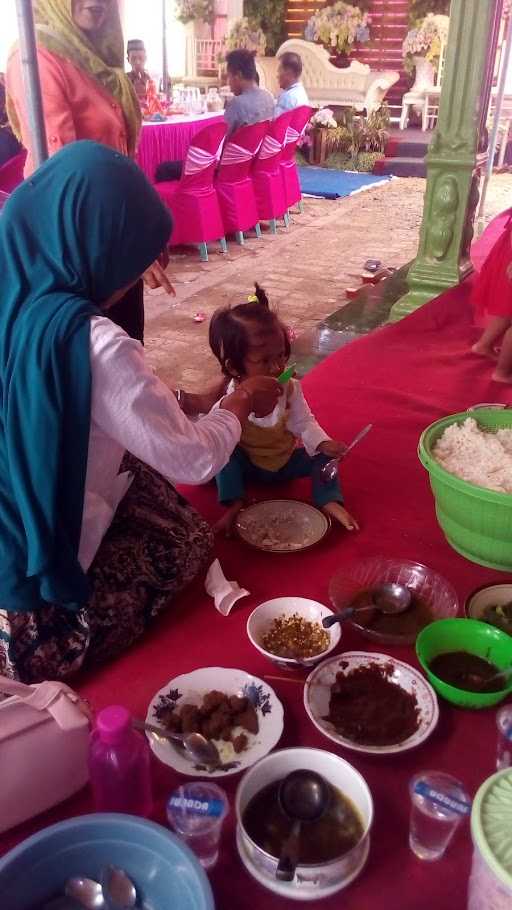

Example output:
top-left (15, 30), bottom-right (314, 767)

top-left (247, 597), bottom-right (341, 670)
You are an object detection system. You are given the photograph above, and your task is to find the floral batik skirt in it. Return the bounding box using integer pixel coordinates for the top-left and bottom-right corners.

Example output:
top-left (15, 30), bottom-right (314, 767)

top-left (0, 456), bottom-right (214, 682)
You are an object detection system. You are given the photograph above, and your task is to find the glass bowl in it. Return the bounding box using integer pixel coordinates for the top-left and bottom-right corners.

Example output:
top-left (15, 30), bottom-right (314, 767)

top-left (328, 556), bottom-right (458, 645)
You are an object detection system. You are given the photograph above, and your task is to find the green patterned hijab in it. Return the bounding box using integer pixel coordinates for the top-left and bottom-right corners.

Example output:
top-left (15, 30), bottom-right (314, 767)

top-left (8, 0), bottom-right (141, 155)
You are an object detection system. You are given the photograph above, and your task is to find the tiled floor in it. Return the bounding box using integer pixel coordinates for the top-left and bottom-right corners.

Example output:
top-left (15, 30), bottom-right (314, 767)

top-left (143, 173), bottom-right (512, 391)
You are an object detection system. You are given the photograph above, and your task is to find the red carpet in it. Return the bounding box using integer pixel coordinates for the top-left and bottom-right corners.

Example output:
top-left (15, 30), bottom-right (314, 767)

top-left (3, 278), bottom-right (512, 909)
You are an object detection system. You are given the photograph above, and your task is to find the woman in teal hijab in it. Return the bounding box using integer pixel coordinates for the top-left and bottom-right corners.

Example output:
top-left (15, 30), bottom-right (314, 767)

top-left (0, 142), bottom-right (275, 681)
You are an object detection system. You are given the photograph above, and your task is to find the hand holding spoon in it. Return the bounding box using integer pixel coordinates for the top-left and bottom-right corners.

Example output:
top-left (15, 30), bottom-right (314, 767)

top-left (321, 423), bottom-right (373, 483)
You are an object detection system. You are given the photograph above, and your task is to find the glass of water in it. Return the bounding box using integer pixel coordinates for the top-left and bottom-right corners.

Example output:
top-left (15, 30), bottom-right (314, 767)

top-left (167, 781), bottom-right (229, 869)
top-left (409, 771), bottom-right (471, 861)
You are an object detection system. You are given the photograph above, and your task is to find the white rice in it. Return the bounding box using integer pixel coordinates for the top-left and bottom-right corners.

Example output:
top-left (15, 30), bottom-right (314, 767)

top-left (433, 418), bottom-right (512, 494)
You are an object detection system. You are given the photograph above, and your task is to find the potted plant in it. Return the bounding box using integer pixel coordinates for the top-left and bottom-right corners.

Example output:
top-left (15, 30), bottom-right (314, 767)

top-left (402, 14), bottom-right (450, 95)
top-left (304, 2), bottom-right (370, 69)
top-left (175, 0), bottom-right (216, 26)
top-left (224, 17), bottom-right (267, 56)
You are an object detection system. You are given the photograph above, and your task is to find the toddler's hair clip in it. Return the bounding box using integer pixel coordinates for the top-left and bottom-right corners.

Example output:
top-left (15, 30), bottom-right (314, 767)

top-left (247, 293), bottom-right (258, 303)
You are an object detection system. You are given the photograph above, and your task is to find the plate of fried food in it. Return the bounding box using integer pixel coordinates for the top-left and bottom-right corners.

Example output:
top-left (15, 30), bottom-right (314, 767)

top-left (146, 667), bottom-right (284, 777)
top-left (235, 500), bottom-right (330, 553)
top-left (304, 652), bottom-right (439, 756)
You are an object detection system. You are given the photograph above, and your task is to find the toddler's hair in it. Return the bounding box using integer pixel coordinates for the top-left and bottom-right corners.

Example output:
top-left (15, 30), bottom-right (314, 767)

top-left (209, 283), bottom-right (291, 378)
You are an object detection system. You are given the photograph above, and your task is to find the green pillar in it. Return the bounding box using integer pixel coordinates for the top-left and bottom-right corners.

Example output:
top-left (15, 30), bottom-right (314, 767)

top-left (389, 0), bottom-right (503, 323)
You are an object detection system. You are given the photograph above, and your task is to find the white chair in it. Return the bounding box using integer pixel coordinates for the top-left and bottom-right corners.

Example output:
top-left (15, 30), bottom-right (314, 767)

top-left (400, 42), bottom-right (446, 131)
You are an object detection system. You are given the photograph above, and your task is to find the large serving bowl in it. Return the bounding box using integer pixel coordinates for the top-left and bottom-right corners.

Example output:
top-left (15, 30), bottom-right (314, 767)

top-left (235, 747), bottom-right (373, 900)
top-left (0, 814), bottom-right (214, 910)
top-left (418, 409), bottom-right (512, 571)
top-left (247, 597), bottom-right (341, 670)
top-left (329, 556), bottom-right (458, 645)
top-left (416, 618), bottom-right (512, 709)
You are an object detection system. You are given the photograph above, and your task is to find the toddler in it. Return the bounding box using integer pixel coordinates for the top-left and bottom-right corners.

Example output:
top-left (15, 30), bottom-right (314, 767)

top-left (472, 214), bottom-right (512, 382)
top-left (209, 284), bottom-right (359, 534)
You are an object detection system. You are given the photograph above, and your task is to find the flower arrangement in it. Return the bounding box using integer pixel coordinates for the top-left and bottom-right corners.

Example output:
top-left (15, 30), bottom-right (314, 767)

top-left (175, 0), bottom-right (215, 25)
top-left (311, 108), bottom-right (338, 129)
top-left (224, 17), bottom-right (267, 56)
top-left (304, 2), bottom-right (370, 57)
top-left (402, 14), bottom-right (449, 74)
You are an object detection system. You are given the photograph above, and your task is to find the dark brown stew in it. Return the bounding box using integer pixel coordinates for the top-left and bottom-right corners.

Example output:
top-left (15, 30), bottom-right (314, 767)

top-left (429, 651), bottom-right (506, 693)
top-left (243, 779), bottom-right (363, 864)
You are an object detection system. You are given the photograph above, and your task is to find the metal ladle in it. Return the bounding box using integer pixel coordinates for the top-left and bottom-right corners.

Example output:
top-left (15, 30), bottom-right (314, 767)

top-left (133, 718), bottom-right (221, 767)
top-left (323, 582), bottom-right (412, 628)
top-left (276, 769), bottom-right (331, 882)
top-left (102, 866), bottom-right (137, 910)
top-left (321, 423), bottom-right (373, 483)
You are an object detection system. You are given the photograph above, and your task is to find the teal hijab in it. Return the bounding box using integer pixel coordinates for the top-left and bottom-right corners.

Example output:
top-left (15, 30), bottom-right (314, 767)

top-left (0, 141), bottom-right (172, 611)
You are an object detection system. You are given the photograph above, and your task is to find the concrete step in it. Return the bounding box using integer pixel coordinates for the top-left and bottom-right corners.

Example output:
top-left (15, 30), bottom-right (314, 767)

top-left (374, 155), bottom-right (426, 177)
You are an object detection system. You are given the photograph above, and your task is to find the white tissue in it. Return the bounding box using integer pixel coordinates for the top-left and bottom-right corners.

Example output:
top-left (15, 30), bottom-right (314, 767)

top-left (205, 559), bottom-right (249, 616)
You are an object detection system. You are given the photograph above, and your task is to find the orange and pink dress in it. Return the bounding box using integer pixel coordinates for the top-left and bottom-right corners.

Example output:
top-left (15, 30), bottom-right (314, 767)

top-left (472, 211), bottom-right (512, 321)
top-left (6, 46), bottom-right (130, 177)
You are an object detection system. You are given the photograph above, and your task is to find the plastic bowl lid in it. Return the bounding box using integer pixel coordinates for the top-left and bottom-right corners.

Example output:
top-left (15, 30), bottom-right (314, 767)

top-left (471, 769), bottom-right (512, 892)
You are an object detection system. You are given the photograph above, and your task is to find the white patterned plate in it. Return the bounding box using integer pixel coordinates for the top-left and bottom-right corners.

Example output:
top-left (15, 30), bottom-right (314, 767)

top-left (235, 500), bottom-right (330, 553)
top-left (146, 667), bottom-right (284, 777)
top-left (304, 652), bottom-right (439, 756)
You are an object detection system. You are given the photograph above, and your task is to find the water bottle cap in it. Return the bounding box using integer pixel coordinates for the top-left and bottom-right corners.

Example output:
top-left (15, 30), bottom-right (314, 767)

top-left (96, 705), bottom-right (132, 744)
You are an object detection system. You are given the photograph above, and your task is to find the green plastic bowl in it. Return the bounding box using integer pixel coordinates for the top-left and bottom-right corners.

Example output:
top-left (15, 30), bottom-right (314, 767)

top-left (416, 618), bottom-right (512, 709)
top-left (418, 409), bottom-right (512, 571)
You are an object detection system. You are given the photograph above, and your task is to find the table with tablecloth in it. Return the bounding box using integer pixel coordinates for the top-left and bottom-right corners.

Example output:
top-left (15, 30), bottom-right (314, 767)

top-left (2, 271), bottom-right (512, 910)
top-left (136, 113), bottom-right (224, 182)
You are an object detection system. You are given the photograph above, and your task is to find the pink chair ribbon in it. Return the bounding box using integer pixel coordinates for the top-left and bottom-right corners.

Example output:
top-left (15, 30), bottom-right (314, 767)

top-left (258, 135), bottom-right (283, 160)
top-left (221, 140), bottom-right (262, 166)
top-left (284, 126), bottom-right (301, 146)
top-left (184, 137), bottom-right (225, 176)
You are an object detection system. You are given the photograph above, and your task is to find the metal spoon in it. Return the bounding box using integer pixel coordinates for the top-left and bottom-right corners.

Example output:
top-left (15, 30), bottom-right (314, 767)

top-left (64, 878), bottom-right (105, 910)
top-left (133, 718), bottom-right (220, 767)
top-left (321, 423), bottom-right (373, 483)
top-left (323, 582), bottom-right (412, 628)
top-left (276, 769), bottom-right (331, 882)
top-left (102, 866), bottom-right (137, 910)
top-left (468, 665), bottom-right (512, 690)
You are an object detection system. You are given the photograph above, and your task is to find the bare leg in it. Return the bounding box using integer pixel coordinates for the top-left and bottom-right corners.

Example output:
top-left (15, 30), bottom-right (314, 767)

top-left (492, 326), bottom-right (512, 382)
top-left (215, 499), bottom-right (244, 536)
top-left (322, 502), bottom-right (359, 531)
top-left (472, 316), bottom-right (511, 360)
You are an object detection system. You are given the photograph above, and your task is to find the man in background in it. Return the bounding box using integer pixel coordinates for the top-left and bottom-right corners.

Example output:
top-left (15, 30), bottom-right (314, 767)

top-left (224, 49), bottom-right (274, 136)
top-left (126, 39), bottom-right (162, 114)
top-left (274, 52), bottom-right (309, 117)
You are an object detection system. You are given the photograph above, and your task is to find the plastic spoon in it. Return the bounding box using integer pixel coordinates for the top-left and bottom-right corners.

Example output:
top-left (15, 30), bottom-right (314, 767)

top-left (133, 719), bottom-right (220, 767)
top-left (277, 363), bottom-right (297, 384)
top-left (321, 423), bottom-right (373, 483)
top-left (323, 582), bottom-right (412, 628)
top-left (276, 769), bottom-right (331, 882)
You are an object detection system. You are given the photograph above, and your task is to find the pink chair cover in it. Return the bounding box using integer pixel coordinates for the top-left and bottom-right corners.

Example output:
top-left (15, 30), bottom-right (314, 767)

top-left (280, 106), bottom-right (314, 210)
top-left (215, 121), bottom-right (269, 235)
top-left (0, 150), bottom-right (27, 194)
top-left (252, 110), bottom-right (294, 223)
top-left (155, 121), bottom-right (227, 247)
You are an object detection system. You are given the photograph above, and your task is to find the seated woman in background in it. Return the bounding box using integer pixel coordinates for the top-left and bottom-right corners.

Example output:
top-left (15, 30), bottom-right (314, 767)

top-left (0, 141), bottom-right (279, 683)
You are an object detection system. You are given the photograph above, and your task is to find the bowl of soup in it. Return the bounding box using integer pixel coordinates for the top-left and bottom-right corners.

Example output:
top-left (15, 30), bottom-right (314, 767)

top-left (235, 747), bottom-right (373, 898)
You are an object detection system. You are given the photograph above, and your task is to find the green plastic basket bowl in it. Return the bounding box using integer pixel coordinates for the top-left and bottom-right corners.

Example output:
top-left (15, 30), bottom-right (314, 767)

top-left (418, 409), bottom-right (512, 571)
top-left (416, 618), bottom-right (512, 709)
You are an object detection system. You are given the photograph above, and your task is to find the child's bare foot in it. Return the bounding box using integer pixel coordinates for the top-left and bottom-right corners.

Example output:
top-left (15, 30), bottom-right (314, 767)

top-left (471, 341), bottom-right (499, 361)
top-left (491, 370), bottom-right (512, 384)
top-left (322, 502), bottom-right (359, 531)
top-left (214, 501), bottom-right (244, 536)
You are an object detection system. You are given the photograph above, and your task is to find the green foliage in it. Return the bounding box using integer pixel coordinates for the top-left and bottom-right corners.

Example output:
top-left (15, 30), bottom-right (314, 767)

top-left (409, 0), bottom-right (450, 27)
top-left (244, 0), bottom-right (287, 55)
top-left (323, 150), bottom-right (384, 172)
top-left (335, 104), bottom-right (390, 162)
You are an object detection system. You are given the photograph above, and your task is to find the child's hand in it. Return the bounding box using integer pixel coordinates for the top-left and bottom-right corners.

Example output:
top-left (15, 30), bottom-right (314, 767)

top-left (317, 439), bottom-right (347, 458)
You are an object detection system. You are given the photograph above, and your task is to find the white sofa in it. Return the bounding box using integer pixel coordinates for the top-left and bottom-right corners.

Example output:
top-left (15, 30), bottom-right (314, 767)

top-left (256, 39), bottom-right (399, 116)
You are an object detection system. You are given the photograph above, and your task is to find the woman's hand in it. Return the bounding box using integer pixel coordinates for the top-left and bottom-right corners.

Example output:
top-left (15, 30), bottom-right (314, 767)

top-left (143, 251), bottom-right (176, 295)
top-left (221, 377), bottom-right (281, 423)
top-left (317, 439), bottom-right (347, 458)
